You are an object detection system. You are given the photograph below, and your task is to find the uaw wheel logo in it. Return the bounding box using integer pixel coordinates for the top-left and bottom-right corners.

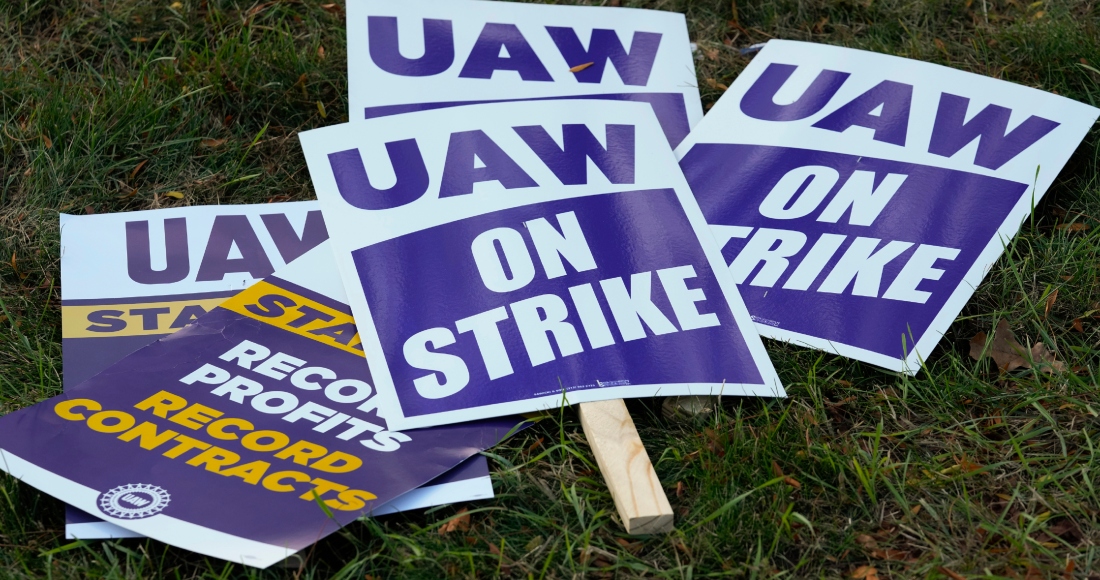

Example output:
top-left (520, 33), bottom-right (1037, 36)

top-left (97, 484), bottom-right (171, 519)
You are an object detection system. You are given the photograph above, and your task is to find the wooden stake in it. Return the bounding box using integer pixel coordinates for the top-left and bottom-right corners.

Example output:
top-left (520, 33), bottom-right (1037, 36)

top-left (578, 399), bottom-right (673, 534)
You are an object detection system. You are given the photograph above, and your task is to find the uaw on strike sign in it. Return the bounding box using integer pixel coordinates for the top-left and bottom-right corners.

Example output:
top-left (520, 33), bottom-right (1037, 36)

top-left (676, 40), bottom-right (1099, 373)
top-left (300, 99), bottom-right (782, 430)
top-left (0, 241), bottom-right (520, 567)
top-left (348, 0), bottom-right (702, 147)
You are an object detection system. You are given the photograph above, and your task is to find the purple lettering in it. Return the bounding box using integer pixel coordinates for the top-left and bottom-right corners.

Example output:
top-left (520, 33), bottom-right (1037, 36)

top-left (286, 304), bottom-right (335, 328)
top-left (367, 16), bottom-right (453, 77)
top-left (245, 294), bottom-right (297, 318)
top-left (170, 305), bottom-right (207, 329)
top-left (812, 80), bottom-right (913, 146)
top-left (928, 93), bottom-right (1059, 170)
top-left (308, 322), bottom-right (359, 346)
top-left (439, 130), bottom-right (537, 197)
top-left (514, 124), bottom-right (635, 185)
top-left (458, 23), bottom-right (552, 81)
top-left (545, 27), bottom-right (661, 86)
top-left (125, 218), bottom-right (189, 285)
top-left (86, 310), bottom-right (125, 333)
top-left (129, 307), bottom-right (171, 331)
top-left (328, 141), bottom-right (430, 210)
top-left (195, 215), bottom-right (274, 282)
top-left (740, 63), bottom-right (850, 122)
top-left (260, 210), bottom-right (329, 263)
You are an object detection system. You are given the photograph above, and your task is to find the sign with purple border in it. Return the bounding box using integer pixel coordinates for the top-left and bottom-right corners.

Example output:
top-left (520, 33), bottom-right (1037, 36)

top-left (347, 0), bottom-right (703, 147)
top-left (675, 40), bottom-right (1099, 373)
top-left (300, 99), bottom-right (782, 430)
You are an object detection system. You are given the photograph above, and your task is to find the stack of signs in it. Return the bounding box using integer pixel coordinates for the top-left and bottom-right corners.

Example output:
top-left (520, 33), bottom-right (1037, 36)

top-left (1, 237), bottom-right (521, 566)
top-left (59, 204), bottom-right (496, 539)
top-left (348, 0), bottom-right (703, 147)
top-left (676, 40), bottom-right (1099, 372)
top-left (299, 99), bottom-right (782, 428)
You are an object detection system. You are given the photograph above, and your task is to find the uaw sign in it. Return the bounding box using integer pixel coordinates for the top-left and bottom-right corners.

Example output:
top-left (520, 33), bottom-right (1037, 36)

top-left (300, 99), bottom-right (782, 430)
top-left (347, 0), bottom-right (703, 147)
top-left (59, 204), bottom-right (496, 540)
top-left (676, 40), bottom-right (1099, 373)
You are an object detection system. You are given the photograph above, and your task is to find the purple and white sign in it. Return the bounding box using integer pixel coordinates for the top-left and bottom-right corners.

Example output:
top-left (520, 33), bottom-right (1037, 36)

top-left (676, 40), bottom-right (1099, 373)
top-left (2, 241), bottom-right (523, 566)
top-left (300, 100), bottom-right (782, 429)
top-left (347, 0), bottom-right (703, 147)
top-left (59, 204), bottom-right (496, 539)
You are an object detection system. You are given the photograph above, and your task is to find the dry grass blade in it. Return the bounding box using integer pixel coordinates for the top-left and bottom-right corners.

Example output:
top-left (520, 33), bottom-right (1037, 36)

top-left (569, 62), bottom-right (595, 73)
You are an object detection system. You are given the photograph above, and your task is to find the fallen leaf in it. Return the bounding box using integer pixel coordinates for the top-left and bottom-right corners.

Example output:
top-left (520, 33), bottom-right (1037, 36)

top-left (851, 565), bottom-right (879, 580)
top-left (320, 3), bottom-right (343, 14)
top-left (910, 504), bottom-right (922, 515)
top-left (940, 567), bottom-right (966, 580)
top-left (1044, 289), bottom-right (1058, 317)
top-left (41, 135), bottom-right (52, 149)
top-left (1025, 564), bottom-right (1042, 580)
top-left (170, 1), bottom-right (182, 8)
top-left (1072, 319), bottom-right (1083, 332)
top-left (934, 38), bottom-right (947, 52)
top-left (772, 461), bottom-right (784, 477)
top-left (784, 476), bottom-right (802, 489)
top-left (615, 537), bottom-right (642, 554)
top-left (569, 62), bottom-right (595, 73)
top-left (132, 36), bottom-right (149, 43)
top-left (856, 534), bottom-right (878, 549)
top-left (488, 543), bottom-right (501, 555)
top-left (130, 159), bottom-right (148, 180)
top-left (675, 481), bottom-right (684, 497)
top-left (1064, 559), bottom-right (1076, 580)
top-left (1029, 342), bottom-right (1066, 374)
top-left (705, 48), bottom-right (719, 61)
top-left (318, 45), bottom-right (325, 59)
top-left (164, 191), bottom-right (184, 199)
top-left (438, 508), bottom-right (470, 535)
top-left (84, 205), bottom-right (95, 214)
top-left (201, 137), bottom-right (227, 148)
top-left (1056, 222), bottom-right (1090, 232)
top-left (317, 100), bottom-right (327, 118)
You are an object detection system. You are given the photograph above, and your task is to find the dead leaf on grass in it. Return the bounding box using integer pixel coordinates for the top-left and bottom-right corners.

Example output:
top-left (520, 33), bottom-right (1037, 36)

top-left (130, 159), bottom-right (148, 180)
top-left (320, 3), bottom-right (343, 14)
top-left (41, 135), bottom-right (52, 149)
top-left (132, 36), bottom-right (149, 43)
top-left (1044, 289), bottom-right (1058, 317)
top-left (1072, 319), bottom-right (1083, 332)
top-left (438, 507), bottom-right (470, 535)
top-left (969, 319), bottom-right (1064, 374)
top-left (851, 565), bottom-right (879, 580)
top-left (1055, 222), bottom-right (1090, 232)
top-left (569, 62), bottom-right (595, 73)
top-left (201, 137), bottom-right (227, 148)
top-left (318, 45), bottom-right (325, 59)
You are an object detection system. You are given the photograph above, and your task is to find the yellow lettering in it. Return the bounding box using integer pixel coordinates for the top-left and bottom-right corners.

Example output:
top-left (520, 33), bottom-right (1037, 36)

top-left (207, 417), bottom-right (254, 441)
top-left (135, 391), bottom-right (187, 418)
top-left (117, 422), bottom-right (180, 450)
top-left (241, 430), bottom-right (290, 452)
top-left (87, 410), bottom-right (136, 434)
top-left (185, 446), bottom-right (241, 472)
top-left (169, 403), bottom-right (224, 430)
top-left (220, 460), bottom-right (271, 485)
top-left (262, 470), bottom-right (311, 493)
top-left (274, 440), bottom-right (328, 466)
top-left (309, 451), bottom-right (362, 474)
top-left (54, 399), bottom-right (101, 421)
top-left (162, 434), bottom-right (212, 459)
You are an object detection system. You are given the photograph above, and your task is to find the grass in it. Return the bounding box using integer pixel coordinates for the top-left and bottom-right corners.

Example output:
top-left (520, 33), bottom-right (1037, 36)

top-left (1, 0), bottom-right (1098, 577)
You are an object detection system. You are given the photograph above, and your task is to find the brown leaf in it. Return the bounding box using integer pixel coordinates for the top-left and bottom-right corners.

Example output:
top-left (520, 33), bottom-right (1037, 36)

top-left (615, 537), bottom-right (642, 554)
top-left (1044, 289), bottom-right (1058, 317)
top-left (856, 534), bottom-right (878, 549)
top-left (317, 45), bottom-right (325, 59)
top-left (910, 504), bottom-right (922, 515)
top-left (970, 319), bottom-right (1027, 372)
top-left (320, 3), bottom-right (343, 14)
top-left (772, 461), bottom-right (784, 477)
top-left (1025, 565), bottom-right (1042, 580)
top-left (569, 62), bottom-right (595, 73)
top-left (1030, 342), bottom-right (1066, 374)
top-left (438, 508), bottom-right (470, 535)
top-left (1055, 222), bottom-right (1090, 232)
top-left (201, 137), bottom-right (227, 148)
top-left (1072, 319), bottom-right (1083, 332)
top-left (940, 567), bottom-right (966, 580)
top-left (784, 476), bottom-right (802, 489)
top-left (851, 565), bottom-right (879, 580)
top-left (132, 36), bottom-right (149, 43)
top-left (84, 205), bottom-right (95, 214)
top-left (1064, 559), bottom-right (1076, 580)
top-left (675, 480), bottom-right (684, 497)
top-left (705, 48), bottom-right (719, 61)
top-left (41, 135), bottom-right (53, 149)
top-left (130, 159), bottom-right (148, 180)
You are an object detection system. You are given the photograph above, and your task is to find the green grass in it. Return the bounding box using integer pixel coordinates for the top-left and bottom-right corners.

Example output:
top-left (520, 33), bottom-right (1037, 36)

top-left (1, 0), bottom-right (1098, 577)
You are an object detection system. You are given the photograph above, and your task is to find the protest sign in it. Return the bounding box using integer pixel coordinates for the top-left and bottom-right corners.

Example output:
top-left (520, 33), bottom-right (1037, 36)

top-left (676, 40), bottom-right (1100, 373)
top-left (59, 206), bottom-right (495, 540)
top-left (2, 240), bottom-right (522, 566)
top-left (299, 99), bottom-right (783, 430)
top-left (347, 0), bottom-right (703, 147)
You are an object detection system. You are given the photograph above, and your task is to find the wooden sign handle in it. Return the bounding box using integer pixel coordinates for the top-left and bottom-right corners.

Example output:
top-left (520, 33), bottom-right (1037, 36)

top-left (578, 399), bottom-right (674, 534)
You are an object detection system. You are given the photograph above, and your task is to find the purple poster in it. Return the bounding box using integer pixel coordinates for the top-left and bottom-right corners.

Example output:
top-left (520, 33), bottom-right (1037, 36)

top-left (1, 242), bottom-right (522, 566)
top-left (301, 99), bottom-right (783, 430)
top-left (675, 40), bottom-right (1099, 373)
top-left (59, 204), bottom-right (496, 539)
